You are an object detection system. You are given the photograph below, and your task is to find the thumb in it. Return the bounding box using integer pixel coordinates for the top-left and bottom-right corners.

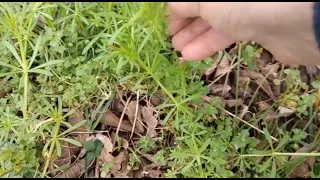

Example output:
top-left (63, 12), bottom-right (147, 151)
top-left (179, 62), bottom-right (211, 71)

top-left (168, 2), bottom-right (200, 19)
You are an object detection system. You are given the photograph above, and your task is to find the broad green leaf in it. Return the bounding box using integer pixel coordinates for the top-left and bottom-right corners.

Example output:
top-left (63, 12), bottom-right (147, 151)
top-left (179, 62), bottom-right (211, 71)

top-left (4, 41), bottom-right (23, 68)
top-left (59, 138), bottom-right (82, 147)
top-left (312, 80), bottom-right (320, 89)
top-left (32, 60), bottom-right (64, 70)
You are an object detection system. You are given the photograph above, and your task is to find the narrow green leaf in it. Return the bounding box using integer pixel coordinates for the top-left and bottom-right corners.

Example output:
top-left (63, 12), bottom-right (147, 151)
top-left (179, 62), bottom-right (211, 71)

top-left (42, 139), bottom-right (52, 157)
top-left (32, 60), bottom-right (64, 70)
top-left (60, 121), bottom-right (72, 128)
top-left (163, 107), bottom-right (176, 125)
top-left (269, 159), bottom-right (277, 178)
top-left (55, 139), bottom-right (62, 157)
top-left (82, 32), bottom-right (103, 55)
top-left (263, 128), bottom-right (274, 150)
top-left (28, 69), bottom-right (53, 76)
top-left (181, 158), bottom-right (196, 174)
top-left (275, 133), bottom-right (289, 151)
top-left (0, 61), bottom-right (21, 70)
top-left (47, 163), bottom-right (70, 175)
top-left (0, 71), bottom-right (21, 77)
top-left (29, 34), bottom-right (42, 69)
top-left (4, 41), bottom-right (23, 68)
top-left (199, 138), bottom-right (212, 153)
top-left (59, 138), bottom-right (83, 147)
top-left (59, 120), bottom-right (87, 137)
top-left (39, 12), bottom-right (54, 20)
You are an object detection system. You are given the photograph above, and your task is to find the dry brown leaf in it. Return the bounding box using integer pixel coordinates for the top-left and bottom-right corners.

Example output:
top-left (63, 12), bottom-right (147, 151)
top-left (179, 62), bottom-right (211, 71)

top-left (208, 84), bottom-right (231, 97)
top-left (257, 101), bottom-right (270, 111)
top-left (125, 101), bottom-right (145, 133)
top-left (100, 110), bottom-right (138, 133)
top-left (150, 92), bottom-right (163, 106)
top-left (224, 99), bottom-right (243, 108)
top-left (240, 70), bottom-right (275, 99)
top-left (238, 76), bottom-right (250, 86)
top-left (214, 55), bottom-right (230, 78)
top-left (112, 99), bottom-right (125, 114)
top-left (113, 150), bottom-right (129, 172)
top-left (97, 135), bottom-right (115, 165)
top-left (204, 54), bottom-right (220, 76)
top-left (133, 168), bottom-right (144, 178)
top-left (260, 64), bottom-right (280, 80)
top-left (257, 50), bottom-right (273, 69)
top-left (0, 90), bottom-right (6, 98)
top-left (54, 141), bottom-right (81, 167)
top-left (121, 138), bottom-right (129, 150)
top-left (96, 134), bottom-right (113, 153)
top-left (278, 106), bottom-right (294, 117)
top-left (143, 163), bottom-right (163, 178)
top-left (306, 65), bottom-right (319, 83)
top-left (264, 111), bottom-right (278, 124)
top-left (114, 174), bottom-right (130, 178)
top-left (142, 154), bottom-right (156, 163)
top-left (88, 169), bottom-right (95, 178)
top-left (68, 109), bottom-right (88, 133)
top-left (239, 105), bottom-right (248, 119)
top-left (289, 144), bottom-right (319, 178)
top-left (141, 106), bottom-right (158, 137)
top-left (230, 85), bottom-right (253, 99)
top-left (55, 158), bottom-right (87, 178)
top-left (68, 109), bottom-right (89, 144)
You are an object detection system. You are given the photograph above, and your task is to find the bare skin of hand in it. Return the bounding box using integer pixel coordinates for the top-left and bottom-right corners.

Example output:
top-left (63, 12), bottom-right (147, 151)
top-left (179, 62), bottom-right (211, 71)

top-left (168, 2), bottom-right (320, 65)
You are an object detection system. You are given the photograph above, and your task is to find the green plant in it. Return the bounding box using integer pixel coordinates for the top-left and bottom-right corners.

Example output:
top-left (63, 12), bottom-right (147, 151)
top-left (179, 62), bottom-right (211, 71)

top-left (138, 136), bottom-right (155, 153)
top-left (242, 42), bottom-right (263, 70)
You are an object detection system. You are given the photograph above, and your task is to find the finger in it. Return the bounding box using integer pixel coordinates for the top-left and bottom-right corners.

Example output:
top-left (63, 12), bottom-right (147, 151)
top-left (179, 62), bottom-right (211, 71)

top-left (172, 18), bottom-right (211, 51)
top-left (168, 18), bottom-right (194, 35)
top-left (168, 2), bottom-right (200, 18)
top-left (181, 28), bottom-right (235, 61)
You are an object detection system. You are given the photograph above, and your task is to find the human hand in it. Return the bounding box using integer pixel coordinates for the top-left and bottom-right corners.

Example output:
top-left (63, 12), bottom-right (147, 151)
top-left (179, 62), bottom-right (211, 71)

top-left (168, 2), bottom-right (320, 65)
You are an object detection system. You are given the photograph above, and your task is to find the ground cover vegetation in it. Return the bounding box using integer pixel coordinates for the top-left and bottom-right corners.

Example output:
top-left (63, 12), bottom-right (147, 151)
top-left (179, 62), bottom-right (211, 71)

top-left (1, 2), bottom-right (320, 178)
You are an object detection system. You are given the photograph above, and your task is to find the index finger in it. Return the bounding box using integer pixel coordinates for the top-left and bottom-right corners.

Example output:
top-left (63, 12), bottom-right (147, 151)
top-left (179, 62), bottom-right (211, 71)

top-left (168, 2), bottom-right (200, 19)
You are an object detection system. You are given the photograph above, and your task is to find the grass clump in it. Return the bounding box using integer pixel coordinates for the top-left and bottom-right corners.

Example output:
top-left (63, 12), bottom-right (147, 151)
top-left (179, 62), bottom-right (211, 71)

top-left (1, 2), bottom-right (320, 178)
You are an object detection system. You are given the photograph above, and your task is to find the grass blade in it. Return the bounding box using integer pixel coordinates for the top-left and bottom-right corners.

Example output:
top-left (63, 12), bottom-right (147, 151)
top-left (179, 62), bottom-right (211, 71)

top-left (82, 32), bottom-right (103, 55)
top-left (59, 120), bottom-right (87, 137)
top-left (55, 139), bottom-right (62, 157)
top-left (29, 69), bottom-right (53, 76)
top-left (31, 60), bottom-right (64, 70)
top-left (59, 138), bottom-right (83, 147)
top-left (0, 71), bottom-right (21, 77)
top-left (29, 34), bottom-right (42, 69)
top-left (0, 61), bottom-right (21, 70)
top-left (3, 41), bottom-right (23, 68)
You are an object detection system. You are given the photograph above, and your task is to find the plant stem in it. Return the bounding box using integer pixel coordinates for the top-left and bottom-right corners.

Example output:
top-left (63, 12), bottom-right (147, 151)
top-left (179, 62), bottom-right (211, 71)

top-left (41, 119), bottom-right (61, 177)
top-left (240, 152), bottom-right (320, 157)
